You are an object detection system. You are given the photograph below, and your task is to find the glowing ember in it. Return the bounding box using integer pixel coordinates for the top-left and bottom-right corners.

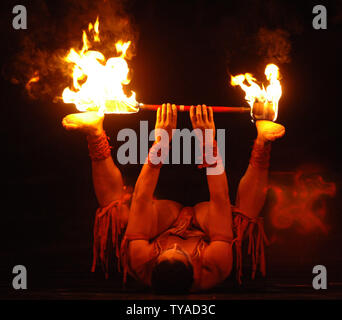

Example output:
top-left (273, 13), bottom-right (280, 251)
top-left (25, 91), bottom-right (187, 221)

top-left (62, 17), bottom-right (138, 114)
top-left (231, 64), bottom-right (282, 121)
top-left (26, 71), bottom-right (40, 96)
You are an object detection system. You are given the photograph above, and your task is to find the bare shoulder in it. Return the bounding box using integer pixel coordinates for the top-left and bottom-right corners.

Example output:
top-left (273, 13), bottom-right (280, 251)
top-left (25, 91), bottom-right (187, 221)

top-left (129, 239), bottom-right (153, 252)
top-left (128, 240), bottom-right (154, 266)
top-left (199, 241), bottom-right (233, 290)
top-left (193, 201), bottom-right (209, 211)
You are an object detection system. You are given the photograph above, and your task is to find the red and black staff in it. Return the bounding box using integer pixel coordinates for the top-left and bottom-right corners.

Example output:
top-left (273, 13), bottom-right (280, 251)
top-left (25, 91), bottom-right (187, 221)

top-left (138, 103), bottom-right (250, 113)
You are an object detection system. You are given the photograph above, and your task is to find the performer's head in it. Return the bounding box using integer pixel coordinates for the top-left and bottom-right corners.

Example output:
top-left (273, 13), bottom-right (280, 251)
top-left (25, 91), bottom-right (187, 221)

top-left (151, 244), bottom-right (193, 294)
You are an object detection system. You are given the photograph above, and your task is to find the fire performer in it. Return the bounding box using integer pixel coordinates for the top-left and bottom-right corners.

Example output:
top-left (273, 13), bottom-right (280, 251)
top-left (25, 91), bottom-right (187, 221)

top-left (62, 103), bottom-right (285, 293)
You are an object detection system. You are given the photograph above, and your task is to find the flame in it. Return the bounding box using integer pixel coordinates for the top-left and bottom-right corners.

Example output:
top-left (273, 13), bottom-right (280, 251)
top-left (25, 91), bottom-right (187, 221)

top-left (62, 17), bottom-right (138, 114)
top-left (88, 17), bottom-right (100, 42)
top-left (231, 64), bottom-right (282, 121)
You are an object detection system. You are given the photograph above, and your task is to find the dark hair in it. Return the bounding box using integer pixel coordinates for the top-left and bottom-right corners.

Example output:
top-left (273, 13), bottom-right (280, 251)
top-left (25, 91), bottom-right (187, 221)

top-left (151, 259), bottom-right (194, 294)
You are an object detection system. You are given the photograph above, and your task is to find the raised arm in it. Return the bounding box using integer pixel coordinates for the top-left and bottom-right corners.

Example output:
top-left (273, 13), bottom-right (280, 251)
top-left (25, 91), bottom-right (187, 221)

top-left (124, 104), bottom-right (178, 280)
top-left (190, 105), bottom-right (233, 289)
top-left (126, 104), bottom-right (177, 237)
top-left (62, 111), bottom-right (123, 207)
top-left (190, 105), bottom-right (233, 239)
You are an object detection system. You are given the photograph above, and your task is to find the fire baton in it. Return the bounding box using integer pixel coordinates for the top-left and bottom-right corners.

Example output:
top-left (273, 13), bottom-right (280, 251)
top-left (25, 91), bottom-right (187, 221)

top-left (138, 103), bottom-right (250, 113)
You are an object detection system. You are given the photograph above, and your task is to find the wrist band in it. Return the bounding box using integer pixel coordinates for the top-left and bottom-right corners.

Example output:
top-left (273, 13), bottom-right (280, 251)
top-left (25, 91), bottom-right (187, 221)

top-left (197, 140), bottom-right (222, 169)
top-left (87, 131), bottom-right (112, 161)
top-left (249, 140), bottom-right (271, 169)
top-left (147, 141), bottom-right (169, 169)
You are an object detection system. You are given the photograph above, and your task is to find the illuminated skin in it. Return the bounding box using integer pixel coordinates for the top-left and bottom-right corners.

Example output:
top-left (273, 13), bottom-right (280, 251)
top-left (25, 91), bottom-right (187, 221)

top-left (235, 120), bottom-right (285, 219)
top-left (62, 105), bottom-right (285, 290)
top-left (157, 243), bottom-right (191, 266)
top-left (63, 111), bottom-right (126, 208)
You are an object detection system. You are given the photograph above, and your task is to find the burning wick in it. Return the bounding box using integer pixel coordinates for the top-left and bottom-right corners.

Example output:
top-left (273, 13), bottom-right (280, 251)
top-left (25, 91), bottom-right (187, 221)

top-left (26, 17), bottom-right (279, 117)
top-left (62, 17), bottom-right (138, 114)
top-left (60, 17), bottom-right (249, 115)
top-left (252, 101), bottom-right (276, 122)
top-left (231, 64), bottom-right (282, 122)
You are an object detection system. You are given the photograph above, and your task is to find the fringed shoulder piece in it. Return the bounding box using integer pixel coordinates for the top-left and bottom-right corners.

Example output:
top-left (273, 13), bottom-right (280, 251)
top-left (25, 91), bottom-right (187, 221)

top-left (232, 209), bottom-right (269, 284)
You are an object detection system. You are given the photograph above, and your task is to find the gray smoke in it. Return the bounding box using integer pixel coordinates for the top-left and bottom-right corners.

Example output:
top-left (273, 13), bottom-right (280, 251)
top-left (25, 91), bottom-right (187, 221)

top-left (256, 27), bottom-right (291, 64)
top-left (8, 0), bottom-right (137, 101)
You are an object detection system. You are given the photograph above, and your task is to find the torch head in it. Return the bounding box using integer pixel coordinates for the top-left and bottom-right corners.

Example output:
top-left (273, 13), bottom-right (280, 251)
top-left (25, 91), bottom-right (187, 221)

top-left (231, 64), bottom-right (282, 123)
top-left (252, 100), bottom-right (276, 122)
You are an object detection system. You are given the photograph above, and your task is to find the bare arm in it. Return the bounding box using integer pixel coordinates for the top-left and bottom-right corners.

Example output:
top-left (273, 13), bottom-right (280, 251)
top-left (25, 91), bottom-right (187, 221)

top-left (125, 104), bottom-right (177, 282)
top-left (190, 105), bottom-right (233, 289)
top-left (199, 241), bottom-right (233, 290)
top-left (190, 105), bottom-right (233, 239)
top-left (126, 104), bottom-right (178, 237)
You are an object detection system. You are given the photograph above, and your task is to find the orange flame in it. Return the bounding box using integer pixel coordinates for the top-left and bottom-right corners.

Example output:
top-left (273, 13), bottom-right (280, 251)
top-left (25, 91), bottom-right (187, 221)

top-left (231, 64), bottom-right (282, 121)
top-left (62, 17), bottom-right (138, 114)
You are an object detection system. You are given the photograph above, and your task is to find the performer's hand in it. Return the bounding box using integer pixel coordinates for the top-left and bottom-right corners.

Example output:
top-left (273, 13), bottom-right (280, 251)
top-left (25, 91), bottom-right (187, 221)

top-left (155, 103), bottom-right (177, 143)
top-left (190, 105), bottom-right (215, 142)
top-left (62, 111), bottom-right (104, 137)
top-left (256, 120), bottom-right (285, 144)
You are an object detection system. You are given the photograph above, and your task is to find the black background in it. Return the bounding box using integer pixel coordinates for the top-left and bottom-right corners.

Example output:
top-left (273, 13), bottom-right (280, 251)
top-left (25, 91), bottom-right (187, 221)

top-left (1, 0), bottom-right (341, 297)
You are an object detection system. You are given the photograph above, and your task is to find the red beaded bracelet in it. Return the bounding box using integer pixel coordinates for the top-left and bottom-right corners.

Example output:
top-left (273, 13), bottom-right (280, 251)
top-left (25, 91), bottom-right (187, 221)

top-left (87, 131), bottom-right (112, 161)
